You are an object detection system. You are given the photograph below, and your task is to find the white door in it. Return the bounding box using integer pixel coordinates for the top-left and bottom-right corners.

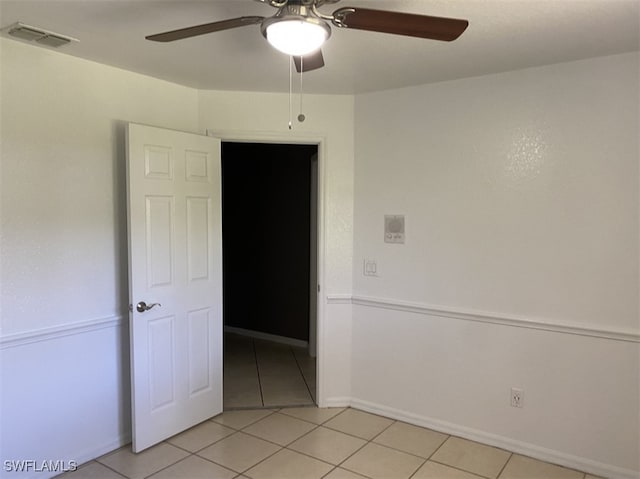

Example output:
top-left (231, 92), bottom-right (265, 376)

top-left (126, 123), bottom-right (222, 452)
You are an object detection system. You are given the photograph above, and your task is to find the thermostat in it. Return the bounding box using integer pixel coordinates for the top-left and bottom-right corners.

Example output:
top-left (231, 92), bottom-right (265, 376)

top-left (384, 215), bottom-right (405, 244)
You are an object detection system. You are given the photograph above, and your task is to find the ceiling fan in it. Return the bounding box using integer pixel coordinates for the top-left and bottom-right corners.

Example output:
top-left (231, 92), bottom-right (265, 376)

top-left (146, 0), bottom-right (469, 73)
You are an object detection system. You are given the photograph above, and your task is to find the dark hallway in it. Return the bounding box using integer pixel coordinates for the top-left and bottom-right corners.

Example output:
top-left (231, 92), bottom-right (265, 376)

top-left (221, 142), bottom-right (318, 409)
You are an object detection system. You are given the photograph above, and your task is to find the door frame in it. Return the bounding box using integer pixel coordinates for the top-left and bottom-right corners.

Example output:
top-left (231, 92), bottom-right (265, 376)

top-left (207, 129), bottom-right (326, 407)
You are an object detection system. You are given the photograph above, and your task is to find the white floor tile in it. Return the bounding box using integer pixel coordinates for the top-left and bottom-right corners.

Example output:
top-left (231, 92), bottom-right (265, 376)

top-left (97, 444), bottom-right (189, 479)
top-left (147, 456), bottom-right (236, 479)
top-left (289, 426), bottom-right (367, 465)
top-left (430, 437), bottom-right (511, 479)
top-left (413, 461), bottom-right (485, 478)
top-left (166, 420), bottom-right (235, 452)
top-left (323, 409), bottom-right (394, 440)
top-left (243, 412), bottom-right (316, 446)
top-left (56, 461), bottom-right (127, 479)
top-left (197, 432), bottom-right (281, 473)
top-left (341, 443), bottom-right (424, 479)
top-left (244, 449), bottom-right (333, 479)
top-left (373, 421), bottom-right (448, 458)
top-left (211, 409), bottom-right (276, 430)
top-left (279, 407), bottom-right (345, 425)
top-left (499, 454), bottom-right (584, 479)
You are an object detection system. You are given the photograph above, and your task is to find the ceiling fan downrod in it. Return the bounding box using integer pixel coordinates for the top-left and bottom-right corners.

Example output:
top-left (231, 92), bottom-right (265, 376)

top-left (254, 0), bottom-right (350, 28)
top-left (254, 0), bottom-right (288, 8)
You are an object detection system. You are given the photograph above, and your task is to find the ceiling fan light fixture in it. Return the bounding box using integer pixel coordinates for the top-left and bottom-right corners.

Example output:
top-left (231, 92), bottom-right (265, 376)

top-left (265, 18), bottom-right (329, 56)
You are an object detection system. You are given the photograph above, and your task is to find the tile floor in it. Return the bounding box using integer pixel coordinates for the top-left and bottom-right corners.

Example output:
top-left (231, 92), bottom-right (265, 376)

top-left (224, 333), bottom-right (316, 409)
top-left (60, 407), bottom-right (603, 479)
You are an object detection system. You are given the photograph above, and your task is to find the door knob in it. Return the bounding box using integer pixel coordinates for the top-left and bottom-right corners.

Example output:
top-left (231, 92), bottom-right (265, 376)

top-left (136, 301), bottom-right (161, 313)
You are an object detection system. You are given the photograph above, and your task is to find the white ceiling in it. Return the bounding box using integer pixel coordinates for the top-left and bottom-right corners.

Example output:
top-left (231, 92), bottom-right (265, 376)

top-left (1, 0), bottom-right (638, 94)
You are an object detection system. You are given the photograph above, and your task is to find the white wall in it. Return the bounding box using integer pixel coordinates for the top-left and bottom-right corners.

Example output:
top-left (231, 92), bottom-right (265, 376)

top-left (352, 52), bottom-right (639, 478)
top-left (197, 90), bottom-right (355, 404)
top-left (0, 38), bottom-right (355, 478)
top-left (3, 32), bottom-right (637, 479)
top-left (0, 40), bottom-right (200, 335)
top-left (0, 38), bottom-right (200, 477)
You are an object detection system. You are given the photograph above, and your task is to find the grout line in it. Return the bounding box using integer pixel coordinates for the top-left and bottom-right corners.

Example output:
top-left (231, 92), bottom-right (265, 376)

top-left (334, 439), bottom-right (372, 471)
top-left (252, 338), bottom-right (265, 407)
top-left (236, 428), bottom-right (291, 449)
top-left (369, 418), bottom-right (397, 441)
top-left (178, 432), bottom-right (237, 456)
top-left (319, 465), bottom-right (371, 479)
top-left (165, 441), bottom-right (197, 455)
top-left (290, 345), bottom-right (316, 405)
top-left (281, 423), bottom-right (382, 470)
top-left (285, 447), bottom-right (346, 470)
top-left (141, 452), bottom-right (194, 478)
top-left (495, 452), bottom-right (514, 478)
top-left (224, 410), bottom-right (280, 431)
top-left (284, 423), bottom-right (322, 446)
top-left (236, 417), bottom-right (319, 450)
top-left (234, 442), bottom-right (285, 475)
top-left (428, 457), bottom-right (495, 479)
top-left (309, 423), bottom-right (378, 444)
top-left (224, 333), bottom-right (316, 410)
top-left (327, 419), bottom-right (401, 475)
top-left (192, 446), bottom-right (251, 477)
top-left (194, 422), bottom-right (286, 475)
top-left (424, 433), bottom-right (451, 461)
top-left (368, 439), bottom-right (435, 463)
top-left (320, 466), bottom-right (339, 478)
top-left (278, 407), bottom-right (345, 426)
top-left (83, 460), bottom-right (129, 479)
top-left (320, 410), bottom-right (396, 443)
top-left (404, 433), bottom-right (499, 479)
top-left (407, 458), bottom-right (428, 479)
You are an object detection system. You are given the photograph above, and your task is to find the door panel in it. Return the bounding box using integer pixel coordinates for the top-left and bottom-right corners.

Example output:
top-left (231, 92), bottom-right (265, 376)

top-left (188, 308), bottom-right (212, 395)
top-left (187, 197), bottom-right (210, 281)
top-left (127, 123), bottom-right (222, 452)
top-left (148, 316), bottom-right (176, 410)
top-left (146, 196), bottom-right (174, 288)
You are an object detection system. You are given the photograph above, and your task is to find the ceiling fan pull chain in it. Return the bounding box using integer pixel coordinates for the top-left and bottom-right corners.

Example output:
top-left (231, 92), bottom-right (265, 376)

top-left (298, 56), bottom-right (305, 123)
top-left (288, 55), bottom-right (293, 130)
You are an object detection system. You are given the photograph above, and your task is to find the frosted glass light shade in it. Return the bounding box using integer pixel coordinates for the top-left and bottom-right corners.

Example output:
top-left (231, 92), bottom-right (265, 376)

top-left (266, 19), bottom-right (328, 56)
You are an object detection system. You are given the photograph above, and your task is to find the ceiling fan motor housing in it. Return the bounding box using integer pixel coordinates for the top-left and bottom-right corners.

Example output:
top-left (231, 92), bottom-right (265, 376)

top-left (260, 2), bottom-right (332, 56)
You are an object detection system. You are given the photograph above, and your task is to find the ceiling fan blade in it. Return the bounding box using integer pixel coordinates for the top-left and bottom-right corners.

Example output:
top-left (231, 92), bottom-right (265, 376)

top-left (146, 16), bottom-right (264, 42)
top-left (333, 7), bottom-right (468, 42)
top-left (293, 50), bottom-right (325, 73)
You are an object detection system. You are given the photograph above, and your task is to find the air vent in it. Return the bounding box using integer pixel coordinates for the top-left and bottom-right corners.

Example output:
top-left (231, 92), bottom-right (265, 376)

top-left (36, 35), bottom-right (71, 47)
top-left (2, 22), bottom-right (78, 48)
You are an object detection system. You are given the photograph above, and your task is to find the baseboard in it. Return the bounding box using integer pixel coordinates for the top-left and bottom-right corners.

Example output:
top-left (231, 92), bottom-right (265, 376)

top-left (9, 433), bottom-right (132, 479)
top-left (74, 432), bottom-right (132, 468)
top-left (318, 396), bottom-right (351, 408)
top-left (349, 398), bottom-right (638, 479)
top-left (224, 326), bottom-right (309, 349)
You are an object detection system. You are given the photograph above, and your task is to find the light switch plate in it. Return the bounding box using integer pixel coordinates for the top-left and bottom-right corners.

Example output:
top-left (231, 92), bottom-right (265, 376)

top-left (363, 259), bottom-right (378, 276)
top-left (385, 215), bottom-right (405, 244)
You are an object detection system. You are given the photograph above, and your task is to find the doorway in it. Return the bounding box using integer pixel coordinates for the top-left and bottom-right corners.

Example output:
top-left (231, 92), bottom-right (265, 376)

top-left (221, 141), bottom-right (319, 409)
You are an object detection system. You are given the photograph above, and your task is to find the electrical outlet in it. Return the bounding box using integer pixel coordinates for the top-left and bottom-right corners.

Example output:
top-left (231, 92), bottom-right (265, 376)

top-left (511, 388), bottom-right (524, 408)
